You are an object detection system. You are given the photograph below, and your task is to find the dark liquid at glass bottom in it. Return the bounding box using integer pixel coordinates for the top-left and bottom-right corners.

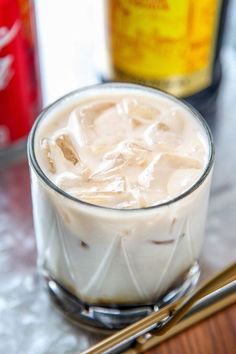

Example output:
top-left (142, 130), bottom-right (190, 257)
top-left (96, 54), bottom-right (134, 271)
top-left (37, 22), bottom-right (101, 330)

top-left (44, 262), bottom-right (200, 330)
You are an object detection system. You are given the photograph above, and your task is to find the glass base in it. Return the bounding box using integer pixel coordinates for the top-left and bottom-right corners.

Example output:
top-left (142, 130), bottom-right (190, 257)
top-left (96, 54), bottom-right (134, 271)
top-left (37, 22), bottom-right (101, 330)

top-left (45, 262), bottom-right (200, 330)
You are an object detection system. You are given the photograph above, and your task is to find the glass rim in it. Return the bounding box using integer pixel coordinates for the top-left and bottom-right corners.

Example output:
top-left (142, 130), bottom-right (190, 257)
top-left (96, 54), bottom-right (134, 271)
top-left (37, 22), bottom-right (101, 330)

top-left (28, 82), bottom-right (215, 213)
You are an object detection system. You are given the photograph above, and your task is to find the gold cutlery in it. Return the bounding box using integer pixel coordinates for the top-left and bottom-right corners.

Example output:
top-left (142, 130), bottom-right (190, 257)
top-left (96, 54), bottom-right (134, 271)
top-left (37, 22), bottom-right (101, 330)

top-left (81, 262), bottom-right (236, 354)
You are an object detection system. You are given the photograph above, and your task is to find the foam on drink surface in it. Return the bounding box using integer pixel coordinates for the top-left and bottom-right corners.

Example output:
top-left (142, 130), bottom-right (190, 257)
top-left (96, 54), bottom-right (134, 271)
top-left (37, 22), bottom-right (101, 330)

top-left (36, 93), bottom-right (208, 208)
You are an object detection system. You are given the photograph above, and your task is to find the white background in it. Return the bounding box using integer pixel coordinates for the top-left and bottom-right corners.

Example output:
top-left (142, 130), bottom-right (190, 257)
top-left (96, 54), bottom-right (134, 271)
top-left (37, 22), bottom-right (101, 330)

top-left (35, 0), bottom-right (105, 106)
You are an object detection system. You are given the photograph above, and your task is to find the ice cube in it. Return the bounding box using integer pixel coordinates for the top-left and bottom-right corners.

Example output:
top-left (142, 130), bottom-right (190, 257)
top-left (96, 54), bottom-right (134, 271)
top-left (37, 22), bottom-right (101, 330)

top-left (168, 106), bottom-right (186, 134)
top-left (55, 172), bottom-right (82, 190)
top-left (62, 173), bottom-right (126, 197)
top-left (90, 157), bottom-right (126, 178)
top-left (156, 122), bottom-right (170, 131)
top-left (167, 168), bottom-right (202, 196)
top-left (103, 176), bottom-right (126, 193)
top-left (61, 172), bottom-right (129, 207)
top-left (68, 101), bottom-right (116, 146)
top-left (108, 141), bottom-right (151, 163)
top-left (117, 98), bottom-right (161, 125)
top-left (138, 158), bottom-right (157, 189)
top-left (143, 105), bottom-right (187, 147)
top-left (125, 142), bottom-right (152, 169)
top-left (81, 166), bottom-right (92, 179)
top-left (138, 153), bottom-right (202, 189)
top-left (157, 153), bottom-right (202, 170)
top-left (127, 184), bottom-right (149, 208)
top-left (80, 101), bottom-right (116, 117)
top-left (67, 109), bottom-right (88, 147)
top-left (73, 192), bottom-right (114, 207)
top-left (177, 131), bottom-right (207, 164)
top-left (144, 122), bottom-right (182, 148)
top-left (94, 107), bottom-right (131, 145)
top-left (40, 138), bottom-right (56, 173)
top-left (89, 176), bottom-right (126, 193)
top-left (91, 141), bottom-right (152, 179)
top-left (55, 134), bottom-right (79, 165)
top-left (125, 142), bottom-right (152, 154)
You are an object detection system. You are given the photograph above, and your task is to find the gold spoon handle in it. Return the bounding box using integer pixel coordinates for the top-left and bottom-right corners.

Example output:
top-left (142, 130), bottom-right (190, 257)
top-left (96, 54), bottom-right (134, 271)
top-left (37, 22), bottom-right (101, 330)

top-left (152, 262), bottom-right (236, 336)
top-left (81, 262), bottom-right (236, 354)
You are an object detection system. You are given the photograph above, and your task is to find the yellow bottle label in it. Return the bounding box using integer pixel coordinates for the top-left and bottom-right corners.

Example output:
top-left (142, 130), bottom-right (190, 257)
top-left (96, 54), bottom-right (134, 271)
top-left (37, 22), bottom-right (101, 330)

top-left (108, 0), bottom-right (221, 97)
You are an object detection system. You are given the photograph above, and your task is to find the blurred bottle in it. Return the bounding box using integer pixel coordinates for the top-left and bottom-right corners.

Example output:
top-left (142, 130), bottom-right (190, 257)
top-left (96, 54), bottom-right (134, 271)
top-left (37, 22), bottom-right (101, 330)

top-left (0, 0), bottom-right (41, 156)
top-left (102, 0), bottom-right (229, 119)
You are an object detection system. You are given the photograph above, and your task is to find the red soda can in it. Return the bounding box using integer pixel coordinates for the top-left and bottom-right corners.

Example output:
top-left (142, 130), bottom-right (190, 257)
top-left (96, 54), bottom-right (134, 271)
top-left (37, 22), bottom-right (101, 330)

top-left (0, 0), bottom-right (41, 155)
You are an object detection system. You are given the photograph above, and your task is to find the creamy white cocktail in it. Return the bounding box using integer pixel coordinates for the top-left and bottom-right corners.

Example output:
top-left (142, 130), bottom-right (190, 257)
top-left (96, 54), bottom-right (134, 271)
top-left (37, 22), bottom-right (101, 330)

top-left (28, 84), bottom-right (214, 328)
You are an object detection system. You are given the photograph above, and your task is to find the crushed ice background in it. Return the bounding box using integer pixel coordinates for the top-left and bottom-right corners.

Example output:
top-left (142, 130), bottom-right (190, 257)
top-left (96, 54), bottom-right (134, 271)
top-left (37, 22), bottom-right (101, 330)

top-left (0, 0), bottom-right (236, 353)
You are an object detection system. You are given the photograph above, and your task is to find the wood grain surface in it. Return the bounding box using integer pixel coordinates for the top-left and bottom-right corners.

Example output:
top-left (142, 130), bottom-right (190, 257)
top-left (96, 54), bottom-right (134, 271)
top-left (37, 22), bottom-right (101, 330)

top-left (146, 304), bottom-right (236, 354)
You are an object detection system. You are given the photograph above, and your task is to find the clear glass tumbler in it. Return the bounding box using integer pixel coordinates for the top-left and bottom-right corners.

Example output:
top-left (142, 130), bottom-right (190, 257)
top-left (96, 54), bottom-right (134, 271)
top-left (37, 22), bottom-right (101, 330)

top-left (28, 84), bottom-right (214, 330)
